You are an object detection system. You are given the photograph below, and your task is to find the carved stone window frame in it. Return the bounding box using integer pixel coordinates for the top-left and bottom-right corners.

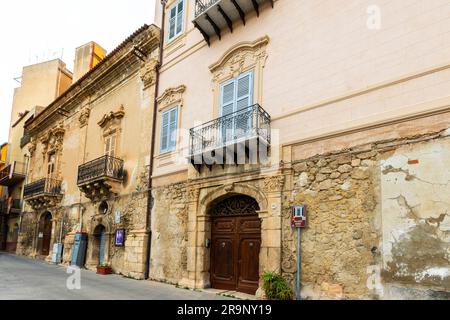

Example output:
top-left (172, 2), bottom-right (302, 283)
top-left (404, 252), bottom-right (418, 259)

top-left (209, 36), bottom-right (269, 118)
top-left (98, 105), bottom-right (125, 158)
top-left (38, 122), bottom-right (65, 181)
top-left (156, 85), bottom-right (186, 156)
top-left (157, 85), bottom-right (186, 112)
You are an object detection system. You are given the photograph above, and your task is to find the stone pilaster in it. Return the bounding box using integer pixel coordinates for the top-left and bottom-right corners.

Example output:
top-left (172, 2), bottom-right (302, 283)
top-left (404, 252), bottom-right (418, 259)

top-left (179, 186), bottom-right (200, 289)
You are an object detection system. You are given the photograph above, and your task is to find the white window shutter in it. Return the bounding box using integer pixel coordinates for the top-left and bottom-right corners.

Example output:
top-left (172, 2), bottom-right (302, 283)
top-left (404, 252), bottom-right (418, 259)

top-left (176, 0), bottom-right (184, 34)
top-left (236, 72), bottom-right (253, 111)
top-left (169, 108), bottom-right (178, 150)
top-left (169, 6), bottom-right (177, 39)
top-left (161, 111), bottom-right (170, 152)
top-left (221, 81), bottom-right (235, 116)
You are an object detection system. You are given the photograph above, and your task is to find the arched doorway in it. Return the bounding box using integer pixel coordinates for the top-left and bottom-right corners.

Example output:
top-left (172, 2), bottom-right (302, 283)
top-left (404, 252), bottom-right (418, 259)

top-left (38, 212), bottom-right (53, 256)
top-left (93, 225), bottom-right (107, 265)
top-left (209, 195), bottom-right (261, 295)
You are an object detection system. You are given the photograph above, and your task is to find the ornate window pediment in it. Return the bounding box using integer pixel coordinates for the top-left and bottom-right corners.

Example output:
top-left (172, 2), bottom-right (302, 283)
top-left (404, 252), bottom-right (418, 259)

top-left (209, 36), bottom-right (269, 83)
top-left (98, 105), bottom-right (125, 136)
top-left (157, 85), bottom-right (186, 111)
top-left (40, 122), bottom-right (65, 156)
top-left (209, 36), bottom-right (269, 117)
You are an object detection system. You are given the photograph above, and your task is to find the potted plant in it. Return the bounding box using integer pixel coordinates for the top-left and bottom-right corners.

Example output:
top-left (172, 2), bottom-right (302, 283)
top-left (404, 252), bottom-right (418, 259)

top-left (262, 272), bottom-right (294, 300)
top-left (96, 262), bottom-right (112, 275)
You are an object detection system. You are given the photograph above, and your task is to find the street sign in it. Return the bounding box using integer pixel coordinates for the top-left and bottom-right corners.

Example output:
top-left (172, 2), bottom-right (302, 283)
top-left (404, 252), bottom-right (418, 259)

top-left (292, 205), bottom-right (307, 228)
top-left (115, 209), bottom-right (121, 224)
top-left (291, 205), bottom-right (307, 301)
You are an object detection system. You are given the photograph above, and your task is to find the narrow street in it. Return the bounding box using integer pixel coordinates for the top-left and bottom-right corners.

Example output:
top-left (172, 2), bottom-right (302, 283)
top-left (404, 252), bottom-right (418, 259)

top-left (0, 252), bottom-right (231, 300)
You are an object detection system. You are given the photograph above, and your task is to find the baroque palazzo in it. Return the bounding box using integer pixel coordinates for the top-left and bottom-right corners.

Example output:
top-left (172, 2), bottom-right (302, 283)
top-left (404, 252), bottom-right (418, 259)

top-left (1, 0), bottom-right (450, 300)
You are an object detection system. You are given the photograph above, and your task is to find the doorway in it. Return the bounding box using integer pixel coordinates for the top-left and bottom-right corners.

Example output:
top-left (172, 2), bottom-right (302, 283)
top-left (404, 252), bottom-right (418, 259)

top-left (210, 195), bottom-right (261, 295)
top-left (93, 225), bottom-right (107, 265)
top-left (38, 212), bottom-right (52, 256)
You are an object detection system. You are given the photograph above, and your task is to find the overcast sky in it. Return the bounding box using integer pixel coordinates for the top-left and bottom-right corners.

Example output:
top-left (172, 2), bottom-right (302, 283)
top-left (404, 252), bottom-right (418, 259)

top-left (0, 0), bottom-right (156, 144)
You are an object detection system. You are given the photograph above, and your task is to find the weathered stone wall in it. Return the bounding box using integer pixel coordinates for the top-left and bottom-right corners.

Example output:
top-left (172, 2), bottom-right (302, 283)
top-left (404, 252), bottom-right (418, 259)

top-left (287, 149), bottom-right (380, 299)
top-left (149, 182), bottom-right (188, 285)
top-left (16, 213), bottom-right (36, 257)
top-left (285, 128), bottom-right (450, 299)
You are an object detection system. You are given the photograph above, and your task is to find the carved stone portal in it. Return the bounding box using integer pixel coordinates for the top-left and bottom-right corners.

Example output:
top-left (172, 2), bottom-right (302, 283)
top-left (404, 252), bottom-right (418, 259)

top-left (209, 195), bottom-right (260, 216)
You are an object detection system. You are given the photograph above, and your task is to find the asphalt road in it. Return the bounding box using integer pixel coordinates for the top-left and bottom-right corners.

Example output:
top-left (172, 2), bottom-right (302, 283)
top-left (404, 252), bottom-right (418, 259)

top-left (0, 252), bottom-right (230, 300)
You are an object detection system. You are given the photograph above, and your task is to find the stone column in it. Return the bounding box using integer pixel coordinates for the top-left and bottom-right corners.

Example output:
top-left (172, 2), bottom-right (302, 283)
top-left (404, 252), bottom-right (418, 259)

top-left (31, 214), bottom-right (40, 257)
top-left (257, 175), bottom-right (285, 297)
top-left (45, 217), bottom-right (57, 262)
top-left (179, 186), bottom-right (200, 289)
top-left (195, 213), bottom-right (211, 288)
top-left (124, 229), bottom-right (148, 279)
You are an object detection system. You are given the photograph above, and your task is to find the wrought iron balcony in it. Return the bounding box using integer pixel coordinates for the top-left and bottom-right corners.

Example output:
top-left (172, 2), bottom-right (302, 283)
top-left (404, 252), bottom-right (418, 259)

top-left (188, 104), bottom-right (270, 169)
top-left (24, 178), bottom-right (62, 200)
top-left (77, 155), bottom-right (124, 201)
top-left (77, 155), bottom-right (124, 186)
top-left (20, 133), bottom-right (31, 148)
top-left (193, 0), bottom-right (274, 45)
top-left (0, 162), bottom-right (26, 187)
top-left (0, 198), bottom-right (22, 215)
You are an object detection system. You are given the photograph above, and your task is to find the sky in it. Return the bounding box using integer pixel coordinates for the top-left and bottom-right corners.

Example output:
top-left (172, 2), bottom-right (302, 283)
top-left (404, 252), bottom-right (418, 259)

top-left (0, 0), bottom-right (156, 143)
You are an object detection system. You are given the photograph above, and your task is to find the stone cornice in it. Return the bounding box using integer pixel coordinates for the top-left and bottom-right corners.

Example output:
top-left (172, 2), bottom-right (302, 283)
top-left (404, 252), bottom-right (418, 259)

top-left (26, 25), bottom-right (160, 134)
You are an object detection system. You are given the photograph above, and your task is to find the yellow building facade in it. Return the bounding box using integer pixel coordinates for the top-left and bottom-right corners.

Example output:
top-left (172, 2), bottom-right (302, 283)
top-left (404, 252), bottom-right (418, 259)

top-left (19, 25), bottom-right (160, 279)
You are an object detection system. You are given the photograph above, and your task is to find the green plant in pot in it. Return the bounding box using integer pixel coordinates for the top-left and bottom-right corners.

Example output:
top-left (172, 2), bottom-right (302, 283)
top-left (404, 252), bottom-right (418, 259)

top-left (262, 272), bottom-right (294, 300)
top-left (96, 262), bottom-right (112, 275)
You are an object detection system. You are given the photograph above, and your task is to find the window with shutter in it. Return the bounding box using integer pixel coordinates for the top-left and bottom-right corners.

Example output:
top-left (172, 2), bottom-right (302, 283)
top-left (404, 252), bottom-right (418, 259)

top-left (160, 107), bottom-right (178, 153)
top-left (168, 0), bottom-right (185, 42)
top-left (220, 71), bottom-right (254, 142)
top-left (104, 134), bottom-right (117, 158)
top-left (47, 154), bottom-right (56, 179)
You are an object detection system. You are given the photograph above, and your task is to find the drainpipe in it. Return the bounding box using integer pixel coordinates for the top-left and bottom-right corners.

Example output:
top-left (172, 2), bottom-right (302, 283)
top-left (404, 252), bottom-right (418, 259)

top-left (144, 0), bottom-right (166, 280)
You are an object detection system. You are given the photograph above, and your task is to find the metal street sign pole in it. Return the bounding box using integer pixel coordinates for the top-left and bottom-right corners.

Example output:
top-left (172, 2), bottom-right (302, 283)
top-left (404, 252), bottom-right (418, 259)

top-left (296, 227), bottom-right (301, 300)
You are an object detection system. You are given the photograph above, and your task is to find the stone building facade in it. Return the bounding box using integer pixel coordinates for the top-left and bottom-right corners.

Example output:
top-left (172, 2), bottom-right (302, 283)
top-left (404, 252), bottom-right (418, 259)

top-left (1, 59), bottom-right (72, 255)
top-left (148, 0), bottom-right (450, 299)
top-left (17, 25), bottom-right (160, 279)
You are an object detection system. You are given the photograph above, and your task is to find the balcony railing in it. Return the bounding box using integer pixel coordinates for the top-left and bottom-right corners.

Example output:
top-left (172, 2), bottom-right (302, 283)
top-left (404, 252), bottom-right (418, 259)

top-left (77, 155), bottom-right (124, 186)
top-left (0, 161), bottom-right (26, 186)
top-left (193, 0), bottom-right (273, 45)
top-left (24, 178), bottom-right (62, 199)
top-left (20, 134), bottom-right (31, 148)
top-left (195, 0), bottom-right (220, 17)
top-left (189, 104), bottom-right (271, 158)
top-left (0, 198), bottom-right (22, 214)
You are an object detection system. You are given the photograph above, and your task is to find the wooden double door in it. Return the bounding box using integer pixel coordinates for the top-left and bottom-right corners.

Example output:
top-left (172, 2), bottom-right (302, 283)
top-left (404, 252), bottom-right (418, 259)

top-left (211, 215), bottom-right (261, 295)
top-left (39, 213), bottom-right (52, 256)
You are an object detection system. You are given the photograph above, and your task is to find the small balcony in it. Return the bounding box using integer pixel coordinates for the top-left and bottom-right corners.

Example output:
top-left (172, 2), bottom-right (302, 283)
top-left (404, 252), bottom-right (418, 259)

top-left (188, 104), bottom-right (270, 171)
top-left (0, 162), bottom-right (26, 187)
top-left (193, 0), bottom-right (274, 45)
top-left (24, 178), bottom-right (63, 210)
top-left (0, 198), bottom-right (22, 215)
top-left (77, 155), bottom-right (124, 201)
top-left (20, 133), bottom-right (31, 148)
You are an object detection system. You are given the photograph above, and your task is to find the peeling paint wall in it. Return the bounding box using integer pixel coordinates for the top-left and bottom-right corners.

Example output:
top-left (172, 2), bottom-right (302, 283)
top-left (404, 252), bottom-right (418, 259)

top-left (287, 128), bottom-right (450, 299)
top-left (381, 134), bottom-right (450, 292)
